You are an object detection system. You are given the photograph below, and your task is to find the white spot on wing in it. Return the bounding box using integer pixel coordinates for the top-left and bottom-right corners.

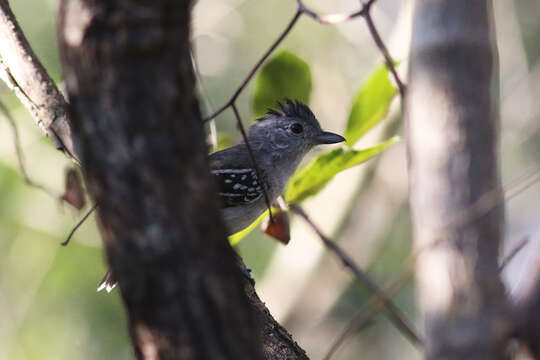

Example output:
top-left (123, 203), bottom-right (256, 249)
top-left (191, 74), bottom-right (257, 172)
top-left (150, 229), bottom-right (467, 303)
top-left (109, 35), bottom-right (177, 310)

top-left (211, 168), bottom-right (253, 174)
top-left (218, 192), bottom-right (244, 197)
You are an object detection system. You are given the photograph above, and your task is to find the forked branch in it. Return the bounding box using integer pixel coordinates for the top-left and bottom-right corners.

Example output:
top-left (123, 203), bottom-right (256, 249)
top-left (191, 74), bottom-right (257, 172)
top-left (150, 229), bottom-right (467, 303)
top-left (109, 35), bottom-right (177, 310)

top-left (203, 0), bottom-right (404, 123)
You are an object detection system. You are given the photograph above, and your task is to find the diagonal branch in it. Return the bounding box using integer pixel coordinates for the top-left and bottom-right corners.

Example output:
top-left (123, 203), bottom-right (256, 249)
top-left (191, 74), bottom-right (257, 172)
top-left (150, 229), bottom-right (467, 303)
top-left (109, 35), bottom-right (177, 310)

top-left (203, 0), bottom-right (404, 123)
top-left (0, 99), bottom-right (58, 197)
top-left (0, 0), bottom-right (78, 163)
top-left (323, 269), bottom-right (414, 360)
top-left (289, 204), bottom-right (422, 347)
top-left (498, 237), bottom-right (529, 274)
top-left (232, 103), bottom-right (274, 222)
top-left (203, 10), bottom-right (302, 123)
top-left (362, 7), bottom-right (406, 99)
top-left (60, 203), bottom-right (98, 246)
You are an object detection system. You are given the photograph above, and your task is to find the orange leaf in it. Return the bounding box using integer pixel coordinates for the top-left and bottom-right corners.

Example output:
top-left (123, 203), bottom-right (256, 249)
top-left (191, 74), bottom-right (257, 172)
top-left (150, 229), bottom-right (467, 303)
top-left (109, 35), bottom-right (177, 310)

top-left (262, 211), bottom-right (290, 245)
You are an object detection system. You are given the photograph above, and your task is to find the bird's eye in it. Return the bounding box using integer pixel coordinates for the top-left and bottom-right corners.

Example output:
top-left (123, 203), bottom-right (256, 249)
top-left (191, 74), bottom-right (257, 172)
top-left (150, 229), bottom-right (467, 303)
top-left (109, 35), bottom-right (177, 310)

top-left (291, 123), bottom-right (303, 134)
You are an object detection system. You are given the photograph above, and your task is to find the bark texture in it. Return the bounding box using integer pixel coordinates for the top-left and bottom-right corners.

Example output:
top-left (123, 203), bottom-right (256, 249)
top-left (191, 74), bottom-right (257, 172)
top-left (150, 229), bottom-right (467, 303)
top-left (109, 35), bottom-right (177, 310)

top-left (0, 0), bottom-right (77, 161)
top-left (406, 1), bottom-right (508, 359)
top-left (515, 252), bottom-right (540, 357)
top-left (57, 1), bottom-right (284, 358)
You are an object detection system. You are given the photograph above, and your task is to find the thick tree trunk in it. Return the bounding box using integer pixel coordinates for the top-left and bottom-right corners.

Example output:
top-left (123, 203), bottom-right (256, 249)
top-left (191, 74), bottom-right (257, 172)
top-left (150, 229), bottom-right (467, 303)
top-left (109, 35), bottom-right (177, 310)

top-left (56, 1), bottom-right (306, 359)
top-left (406, 1), bottom-right (509, 359)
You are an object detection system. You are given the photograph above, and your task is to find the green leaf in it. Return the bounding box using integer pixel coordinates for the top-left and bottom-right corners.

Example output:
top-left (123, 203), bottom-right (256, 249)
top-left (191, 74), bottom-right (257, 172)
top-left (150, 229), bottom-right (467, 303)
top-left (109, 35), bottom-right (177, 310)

top-left (209, 132), bottom-right (234, 154)
top-left (251, 51), bottom-right (312, 117)
top-left (285, 136), bottom-right (400, 203)
top-left (229, 210), bottom-right (268, 245)
top-left (345, 64), bottom-right (398, 146)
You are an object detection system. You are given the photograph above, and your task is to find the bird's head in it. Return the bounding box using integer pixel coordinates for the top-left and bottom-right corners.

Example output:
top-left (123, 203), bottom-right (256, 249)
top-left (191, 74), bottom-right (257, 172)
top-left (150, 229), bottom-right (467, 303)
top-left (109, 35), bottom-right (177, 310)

top-left (248, 99), bottom-right (345, 155)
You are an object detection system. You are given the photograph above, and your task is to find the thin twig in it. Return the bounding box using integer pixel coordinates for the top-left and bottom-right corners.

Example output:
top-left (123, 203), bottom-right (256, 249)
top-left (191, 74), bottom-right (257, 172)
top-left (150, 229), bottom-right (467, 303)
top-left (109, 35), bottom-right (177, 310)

top-left (61, 203), bottom-right (98, 246)
top-left (231, 103), bottom-right (274, 223)
top-left (499, 237), bottom-right (529, 273)
top-left (503, 166), bottom-right (540, 193)
top-left (361, 3), bottom-right (406, 99)
top-left (323, 316), bottom-right (376, 360)
top-left (298, 0), bottom-right (405, 98)
top-left (431, 165), bottom-right (540, 237)
top-left (289, 203), bottom-right (422, 347)
top-left (202, 10), bottom-right (302, 123)
top-left (0, 99), bottom-right (58, 197)
top-left (297, 0), bottom-right (366, 24)
top-left (505, 167), bottom-right (540, 202)
top-left (203, 1), bottom-right (392, 123)
top-left (301, 0), bottom-right (405, 97)
top-left (407, 166), bottom-right (540, 278)
top-left (201, 8), bottom-right (303, 219)
top-left (323, 268), bottom-right (414, 360)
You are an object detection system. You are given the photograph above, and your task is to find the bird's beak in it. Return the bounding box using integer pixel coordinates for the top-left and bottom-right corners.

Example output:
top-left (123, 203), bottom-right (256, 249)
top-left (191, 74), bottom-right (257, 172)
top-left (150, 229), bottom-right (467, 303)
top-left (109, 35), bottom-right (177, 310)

top-left (316, 131), bottom-right (346, 144)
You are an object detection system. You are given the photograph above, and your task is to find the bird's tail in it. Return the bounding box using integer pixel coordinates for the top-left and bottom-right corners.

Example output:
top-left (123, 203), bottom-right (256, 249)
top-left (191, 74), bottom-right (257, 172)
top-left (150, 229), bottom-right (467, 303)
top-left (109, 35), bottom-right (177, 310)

top-left (97, 270), bottom-right (117, 293)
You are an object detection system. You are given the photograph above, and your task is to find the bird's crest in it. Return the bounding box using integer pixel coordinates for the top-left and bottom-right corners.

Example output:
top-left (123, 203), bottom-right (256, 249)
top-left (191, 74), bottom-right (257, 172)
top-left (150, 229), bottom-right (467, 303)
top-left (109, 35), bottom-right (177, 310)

top-left (257, 99), bottom-right (317, 124)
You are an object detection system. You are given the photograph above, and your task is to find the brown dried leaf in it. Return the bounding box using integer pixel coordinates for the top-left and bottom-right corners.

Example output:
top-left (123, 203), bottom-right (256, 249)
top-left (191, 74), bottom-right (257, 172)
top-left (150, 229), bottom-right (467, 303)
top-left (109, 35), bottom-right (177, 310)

top-left (262, 210), bottom-right (290, 245)
top-left (61, 168), bottom-right (86, 210)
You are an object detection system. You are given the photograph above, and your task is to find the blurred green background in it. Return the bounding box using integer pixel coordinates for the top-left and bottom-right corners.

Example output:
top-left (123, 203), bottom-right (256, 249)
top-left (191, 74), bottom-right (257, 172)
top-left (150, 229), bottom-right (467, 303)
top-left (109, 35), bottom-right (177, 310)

top-left (1, 1), bottom-right (540, 359)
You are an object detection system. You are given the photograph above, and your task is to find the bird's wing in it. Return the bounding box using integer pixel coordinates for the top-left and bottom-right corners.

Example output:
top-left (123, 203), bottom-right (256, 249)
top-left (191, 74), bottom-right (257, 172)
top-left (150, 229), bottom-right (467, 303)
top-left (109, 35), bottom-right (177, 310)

top-left (209, 145), bottom-right (264, 208)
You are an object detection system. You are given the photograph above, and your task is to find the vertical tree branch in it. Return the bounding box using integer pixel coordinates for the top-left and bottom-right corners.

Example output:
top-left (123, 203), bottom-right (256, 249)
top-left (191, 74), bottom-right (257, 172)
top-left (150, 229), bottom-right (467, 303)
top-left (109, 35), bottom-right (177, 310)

top-left (57, 1), bottom-right (271, 358)
top-left (406, 1), bottom-right (508, 358)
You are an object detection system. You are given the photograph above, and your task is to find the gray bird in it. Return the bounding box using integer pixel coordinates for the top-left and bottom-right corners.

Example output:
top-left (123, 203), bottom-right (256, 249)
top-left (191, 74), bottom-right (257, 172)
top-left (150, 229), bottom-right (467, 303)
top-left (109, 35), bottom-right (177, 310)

top-left (211, 99), bottom-right (345, 234)
top-left (98, 99), bottom-right (344, 292)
